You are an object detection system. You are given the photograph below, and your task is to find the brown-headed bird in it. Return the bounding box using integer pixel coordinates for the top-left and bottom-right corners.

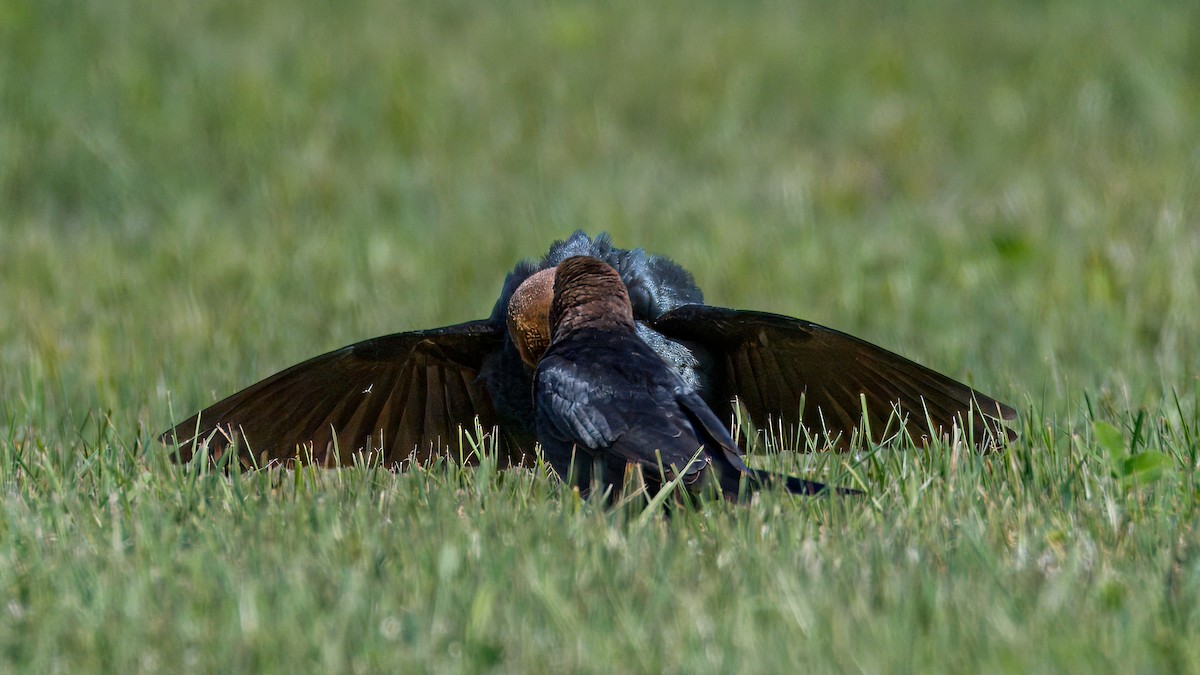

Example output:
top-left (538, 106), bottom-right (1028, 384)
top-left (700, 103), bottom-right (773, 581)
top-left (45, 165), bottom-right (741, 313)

top-left (534, 256), bottom-right (840, 498)
top-left (161, 231), bottom-right (1015, 470)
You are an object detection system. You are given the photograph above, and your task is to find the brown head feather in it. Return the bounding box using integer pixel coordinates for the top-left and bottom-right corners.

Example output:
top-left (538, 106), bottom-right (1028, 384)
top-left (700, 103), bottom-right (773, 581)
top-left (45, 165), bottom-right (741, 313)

top-left (506, 267), bottom-right (556, 367)
top-left (549, 256), bottom-right (635, 339)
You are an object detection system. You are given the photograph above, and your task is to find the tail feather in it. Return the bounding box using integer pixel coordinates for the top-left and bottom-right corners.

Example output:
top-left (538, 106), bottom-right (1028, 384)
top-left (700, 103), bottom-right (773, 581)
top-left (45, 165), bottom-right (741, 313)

top-left (747, 468), bottom-right (861, 496)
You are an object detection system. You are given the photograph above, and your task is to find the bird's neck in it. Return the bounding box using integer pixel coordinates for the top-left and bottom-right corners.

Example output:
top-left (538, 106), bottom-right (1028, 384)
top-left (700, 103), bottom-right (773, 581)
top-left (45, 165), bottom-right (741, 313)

top-left (551, 298), bottom-right (636, 340)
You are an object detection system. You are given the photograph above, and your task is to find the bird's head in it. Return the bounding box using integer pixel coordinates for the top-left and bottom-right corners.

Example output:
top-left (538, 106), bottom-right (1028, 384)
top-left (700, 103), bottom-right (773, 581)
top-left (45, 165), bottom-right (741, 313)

top-left (505, 256), bottom-right (635, 368)
top-left (506, 266), bottom-right (556, 369)
top-left (548, 256), bottom-right (635, 340)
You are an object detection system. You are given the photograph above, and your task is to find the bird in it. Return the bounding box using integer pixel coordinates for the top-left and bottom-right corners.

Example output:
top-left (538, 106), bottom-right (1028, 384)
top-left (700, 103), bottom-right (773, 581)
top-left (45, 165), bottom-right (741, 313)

top-left (534, 256), bottom-right (842, 499)
top-left (160, 230), bottom-right (1016, 470)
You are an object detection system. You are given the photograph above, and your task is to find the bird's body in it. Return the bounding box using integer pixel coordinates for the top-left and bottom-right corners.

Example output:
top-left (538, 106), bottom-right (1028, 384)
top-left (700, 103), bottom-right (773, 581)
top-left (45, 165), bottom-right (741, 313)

top-left (534, 257), bottom-right (833, 498)
top-left (479, 232), bottom-right (706, 445)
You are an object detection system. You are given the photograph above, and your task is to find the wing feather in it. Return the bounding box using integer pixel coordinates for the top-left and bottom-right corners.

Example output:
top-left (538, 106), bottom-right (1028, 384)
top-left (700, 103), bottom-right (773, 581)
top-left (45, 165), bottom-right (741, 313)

top-left (160, 320), bottom-right (511, 468)
top-left (652, 305), bottom-right (1016, 450)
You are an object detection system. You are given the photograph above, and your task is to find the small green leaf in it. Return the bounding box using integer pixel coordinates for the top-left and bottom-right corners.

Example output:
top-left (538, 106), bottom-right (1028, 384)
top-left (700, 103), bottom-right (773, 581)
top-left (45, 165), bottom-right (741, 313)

top-left (1119, 452), bottom-right (1172, 485)
top-left (1093, 421), bottom-right (1127, 463)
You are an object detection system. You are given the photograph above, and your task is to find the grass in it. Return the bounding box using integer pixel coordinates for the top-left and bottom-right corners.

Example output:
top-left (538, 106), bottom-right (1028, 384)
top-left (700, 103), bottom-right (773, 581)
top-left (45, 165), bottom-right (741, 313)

top-left (2, 0), bottom-right (1199, 671)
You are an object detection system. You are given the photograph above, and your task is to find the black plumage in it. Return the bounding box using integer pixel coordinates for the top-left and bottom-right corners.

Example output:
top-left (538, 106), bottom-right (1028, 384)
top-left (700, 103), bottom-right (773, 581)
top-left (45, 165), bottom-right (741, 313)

top-left (535, 256), bottom-right (837, 498)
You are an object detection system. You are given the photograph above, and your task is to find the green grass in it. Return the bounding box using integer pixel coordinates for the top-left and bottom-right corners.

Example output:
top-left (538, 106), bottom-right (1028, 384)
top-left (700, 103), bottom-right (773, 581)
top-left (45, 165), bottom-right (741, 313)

top-left (2, 0), bottom-right (1199, 671)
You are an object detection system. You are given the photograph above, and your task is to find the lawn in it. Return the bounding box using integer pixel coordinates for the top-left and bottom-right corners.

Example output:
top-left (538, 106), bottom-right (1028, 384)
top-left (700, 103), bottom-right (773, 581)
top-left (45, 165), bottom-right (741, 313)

top-left (1, 0), bottom-right (1198, 671)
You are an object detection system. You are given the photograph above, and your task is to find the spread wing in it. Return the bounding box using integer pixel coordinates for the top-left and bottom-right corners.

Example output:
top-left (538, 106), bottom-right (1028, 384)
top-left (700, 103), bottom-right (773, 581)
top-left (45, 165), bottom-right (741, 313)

top-left (160, 320), bottom-right (522, 469)
top-left (650, 305), bottom-right (1016, 450)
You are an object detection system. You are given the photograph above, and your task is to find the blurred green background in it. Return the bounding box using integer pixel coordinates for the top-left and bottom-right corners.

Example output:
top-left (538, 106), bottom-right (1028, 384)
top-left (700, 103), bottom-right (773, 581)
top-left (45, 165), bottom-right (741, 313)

top-left (3, 0), bottom-right (1196, 428)
top-left (1, 1), bottom-right (1199, 671)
